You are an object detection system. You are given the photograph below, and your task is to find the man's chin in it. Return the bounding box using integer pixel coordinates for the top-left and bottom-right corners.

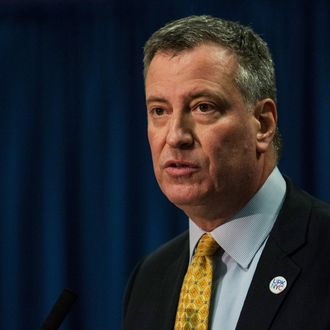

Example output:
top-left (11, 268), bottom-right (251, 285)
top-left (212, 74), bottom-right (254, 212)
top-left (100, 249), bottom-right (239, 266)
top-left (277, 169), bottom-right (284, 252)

top-left (164, 190), bottom-right (202, 208)
top-left (158, 180), bottom-right (209, 207)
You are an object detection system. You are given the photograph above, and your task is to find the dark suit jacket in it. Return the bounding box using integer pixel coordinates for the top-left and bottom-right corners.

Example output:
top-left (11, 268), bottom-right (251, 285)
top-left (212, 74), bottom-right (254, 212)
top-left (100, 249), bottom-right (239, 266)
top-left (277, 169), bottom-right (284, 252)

top-left (124, 178), bottom-right (330, 329)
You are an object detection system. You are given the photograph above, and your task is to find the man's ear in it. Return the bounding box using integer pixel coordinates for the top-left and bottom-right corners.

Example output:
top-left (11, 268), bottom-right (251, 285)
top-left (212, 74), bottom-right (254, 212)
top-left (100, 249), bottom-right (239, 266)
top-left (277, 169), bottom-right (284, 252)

top-left (254, 98), bottom-right (277, 154)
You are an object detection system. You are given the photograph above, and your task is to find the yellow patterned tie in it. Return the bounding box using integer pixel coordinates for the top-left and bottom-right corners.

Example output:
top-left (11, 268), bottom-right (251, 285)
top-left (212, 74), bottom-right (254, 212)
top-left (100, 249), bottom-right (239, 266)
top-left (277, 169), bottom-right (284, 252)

top-left (174, 233), bottom-right (219, 330)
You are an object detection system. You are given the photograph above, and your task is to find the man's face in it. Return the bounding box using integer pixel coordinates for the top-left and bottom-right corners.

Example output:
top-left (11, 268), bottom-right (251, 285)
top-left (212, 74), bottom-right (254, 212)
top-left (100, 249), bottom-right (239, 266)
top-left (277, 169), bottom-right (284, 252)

top-left (146, 44), bottom-right (264, 219)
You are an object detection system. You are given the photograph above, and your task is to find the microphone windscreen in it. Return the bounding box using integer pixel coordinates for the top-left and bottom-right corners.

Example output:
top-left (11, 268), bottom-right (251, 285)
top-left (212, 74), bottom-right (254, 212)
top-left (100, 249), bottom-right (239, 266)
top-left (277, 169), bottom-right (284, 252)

top-left (40, 288), bottom-right (78, 330)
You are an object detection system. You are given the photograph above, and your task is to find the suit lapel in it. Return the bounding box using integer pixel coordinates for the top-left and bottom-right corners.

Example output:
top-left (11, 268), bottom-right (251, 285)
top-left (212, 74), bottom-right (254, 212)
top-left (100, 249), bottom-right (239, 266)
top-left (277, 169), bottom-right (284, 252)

top-left (235, 238), bottom-right (300, 329)
top-left (236, 178), bottom-right (312, 330)
top-left (157, 234), bottom-right (189, 330)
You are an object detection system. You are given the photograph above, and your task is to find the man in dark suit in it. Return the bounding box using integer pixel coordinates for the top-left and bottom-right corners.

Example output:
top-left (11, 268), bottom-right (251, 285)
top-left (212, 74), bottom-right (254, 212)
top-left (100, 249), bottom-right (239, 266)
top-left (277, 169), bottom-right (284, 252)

top-left (124, 16), bottom-right (330, 329)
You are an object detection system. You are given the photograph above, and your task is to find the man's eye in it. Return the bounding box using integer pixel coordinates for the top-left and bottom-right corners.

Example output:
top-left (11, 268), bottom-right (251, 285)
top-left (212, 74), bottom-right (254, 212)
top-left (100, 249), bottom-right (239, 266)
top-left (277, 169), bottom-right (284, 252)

top-left (196, 103), bottom-right (213, 113)
top-left (151, 108), bottom-right (165, 116)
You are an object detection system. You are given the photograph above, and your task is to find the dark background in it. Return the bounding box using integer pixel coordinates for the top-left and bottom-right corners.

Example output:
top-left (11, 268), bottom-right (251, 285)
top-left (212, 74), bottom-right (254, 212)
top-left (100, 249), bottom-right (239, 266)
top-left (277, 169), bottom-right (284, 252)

top-left (0, 0), bottom-right (329, 329)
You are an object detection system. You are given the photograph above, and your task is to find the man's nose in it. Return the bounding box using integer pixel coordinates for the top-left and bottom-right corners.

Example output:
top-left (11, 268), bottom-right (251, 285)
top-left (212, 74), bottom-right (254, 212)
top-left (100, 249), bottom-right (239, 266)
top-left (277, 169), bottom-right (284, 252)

top-left (166, 114), bottom-right (194, 149)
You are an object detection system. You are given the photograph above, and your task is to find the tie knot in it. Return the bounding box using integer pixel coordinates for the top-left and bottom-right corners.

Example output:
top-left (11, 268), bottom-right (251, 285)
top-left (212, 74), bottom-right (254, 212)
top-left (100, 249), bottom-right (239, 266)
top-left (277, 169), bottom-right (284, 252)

top-left (194, 233), bottom-right (219, 257)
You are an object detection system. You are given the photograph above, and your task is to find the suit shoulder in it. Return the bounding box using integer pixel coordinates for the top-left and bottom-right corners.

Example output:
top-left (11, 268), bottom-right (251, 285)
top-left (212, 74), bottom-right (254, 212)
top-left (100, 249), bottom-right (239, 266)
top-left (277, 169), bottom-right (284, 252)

top-left (290, 181), bottom-right (330, 247)
top-left (308, 196), bottom-right (330, 239)
top-left (123, 231), bottom-right (188, 313)
top-left (310, 196), bottom-right (330, 216)
top-left (284, 176), bottom-right (330, 217)
top-left (142, 230), bottom-right (189, 268)
top-left (293, 181), bottom-right (330, 224)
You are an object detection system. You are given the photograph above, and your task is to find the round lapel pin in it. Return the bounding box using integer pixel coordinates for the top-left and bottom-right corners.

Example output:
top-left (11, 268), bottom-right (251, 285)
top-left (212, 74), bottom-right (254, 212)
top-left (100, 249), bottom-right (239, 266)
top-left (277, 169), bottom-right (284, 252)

top-left (269, 276), bottom-right (287, 294)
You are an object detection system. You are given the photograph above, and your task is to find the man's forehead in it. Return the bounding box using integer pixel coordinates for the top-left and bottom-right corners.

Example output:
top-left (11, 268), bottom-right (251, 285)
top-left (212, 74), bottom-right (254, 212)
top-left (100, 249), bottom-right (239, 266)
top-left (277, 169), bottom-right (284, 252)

top-left (153, 42), bottom-right (234, 63)
top-left (146, 44), bottom-right (237, 81)
top-left (145, 44), bottom-right (237, 97)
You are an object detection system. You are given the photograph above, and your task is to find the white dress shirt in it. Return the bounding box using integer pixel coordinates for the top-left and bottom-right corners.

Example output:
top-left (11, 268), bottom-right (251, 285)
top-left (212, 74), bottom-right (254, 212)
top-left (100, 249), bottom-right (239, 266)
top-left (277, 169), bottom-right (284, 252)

top-left (189, 167), bottom-right (286, 329)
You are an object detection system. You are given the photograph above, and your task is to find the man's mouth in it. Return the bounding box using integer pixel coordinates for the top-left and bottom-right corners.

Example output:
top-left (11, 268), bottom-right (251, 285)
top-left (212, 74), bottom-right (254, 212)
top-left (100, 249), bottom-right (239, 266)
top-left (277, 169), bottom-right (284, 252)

top-left (170, 163), bottom-right (189, 168)
top-left (164, 160), bottom-right (199, 176)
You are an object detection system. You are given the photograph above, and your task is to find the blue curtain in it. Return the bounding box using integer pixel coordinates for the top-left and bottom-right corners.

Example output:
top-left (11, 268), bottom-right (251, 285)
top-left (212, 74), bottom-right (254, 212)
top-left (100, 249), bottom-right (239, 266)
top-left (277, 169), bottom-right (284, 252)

top-left (0, 1), bottom-right (329, 329)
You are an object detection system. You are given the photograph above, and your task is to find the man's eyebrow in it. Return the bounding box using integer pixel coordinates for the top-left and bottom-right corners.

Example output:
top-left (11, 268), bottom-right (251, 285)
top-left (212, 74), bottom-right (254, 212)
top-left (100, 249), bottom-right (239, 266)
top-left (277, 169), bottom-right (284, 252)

top-left (186, 91), bottom-right (230, 108)
top-left (146, 91), bottom-right (230, 108)
top-left (186, 91), bottom-right (223, 101)
top-left (146, 96), bottom-right (168, 105)
top-left (147, 92), bottom-right (222, 101)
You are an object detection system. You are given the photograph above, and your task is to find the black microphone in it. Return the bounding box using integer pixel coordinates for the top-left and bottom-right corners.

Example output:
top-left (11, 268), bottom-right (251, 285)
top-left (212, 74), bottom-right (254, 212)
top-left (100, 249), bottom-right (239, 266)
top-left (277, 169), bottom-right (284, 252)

top-left (40, 288), bottom-right (78, 330)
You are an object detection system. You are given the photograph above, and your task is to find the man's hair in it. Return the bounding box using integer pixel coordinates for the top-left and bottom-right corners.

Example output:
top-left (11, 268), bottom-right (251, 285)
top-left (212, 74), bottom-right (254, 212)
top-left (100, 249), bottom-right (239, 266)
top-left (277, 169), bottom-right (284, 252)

top-left (143, 15), bottom-right (282, 157)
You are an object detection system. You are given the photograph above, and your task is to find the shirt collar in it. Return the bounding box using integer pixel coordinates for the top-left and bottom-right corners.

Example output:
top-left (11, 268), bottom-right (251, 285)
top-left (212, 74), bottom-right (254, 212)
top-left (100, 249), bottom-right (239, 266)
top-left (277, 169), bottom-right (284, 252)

top-left (189, 167), bottom-right (286, 269)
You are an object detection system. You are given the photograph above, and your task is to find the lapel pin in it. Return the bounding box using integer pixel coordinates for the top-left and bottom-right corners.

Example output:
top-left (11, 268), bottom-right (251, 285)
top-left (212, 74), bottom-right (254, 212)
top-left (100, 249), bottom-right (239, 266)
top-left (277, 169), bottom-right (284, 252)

top-left (269, 276), bottom-right (287, 294)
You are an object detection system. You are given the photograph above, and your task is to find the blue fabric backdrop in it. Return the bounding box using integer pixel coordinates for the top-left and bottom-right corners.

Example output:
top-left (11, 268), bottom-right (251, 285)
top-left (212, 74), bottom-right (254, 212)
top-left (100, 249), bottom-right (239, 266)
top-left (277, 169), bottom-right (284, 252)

top-left (0, 0), bottom-right (329, 329)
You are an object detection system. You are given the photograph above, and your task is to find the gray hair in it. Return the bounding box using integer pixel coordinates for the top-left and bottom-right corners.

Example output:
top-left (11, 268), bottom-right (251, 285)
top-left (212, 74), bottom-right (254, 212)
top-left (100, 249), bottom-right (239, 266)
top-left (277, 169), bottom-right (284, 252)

top-left (143, 15), bottom-right (281, 157)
